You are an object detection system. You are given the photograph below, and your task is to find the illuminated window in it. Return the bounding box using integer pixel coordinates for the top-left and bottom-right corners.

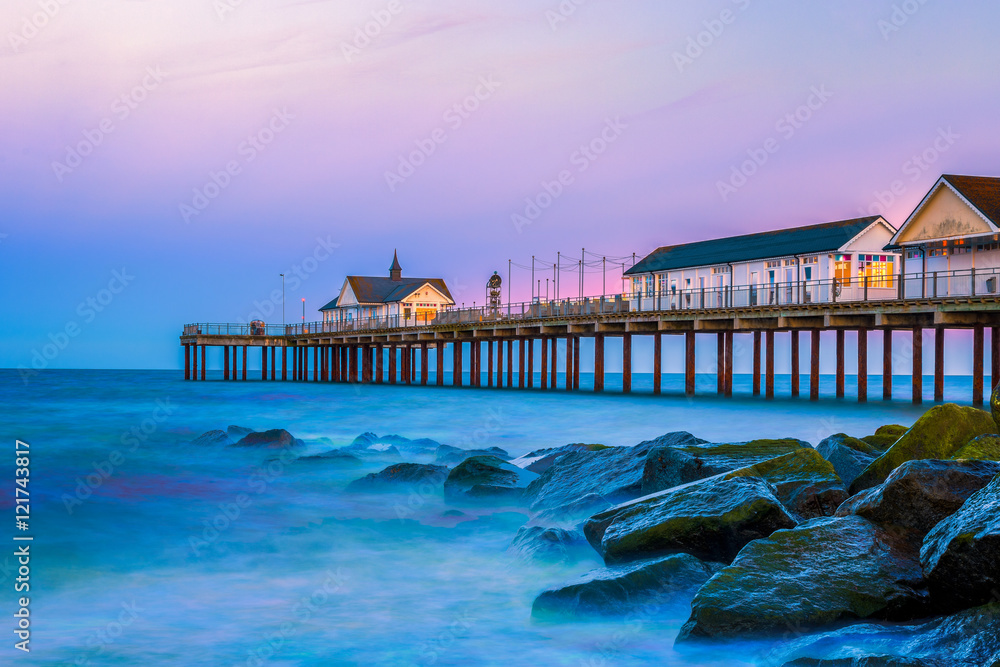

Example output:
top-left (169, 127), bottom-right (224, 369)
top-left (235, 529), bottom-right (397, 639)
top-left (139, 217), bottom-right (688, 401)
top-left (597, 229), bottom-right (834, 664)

top-left (835, 254), bottom-right (852, 286)
top-left (858, 254), bottom-right (895, 288)
top-left (928, 248), bottom-right (946, 257)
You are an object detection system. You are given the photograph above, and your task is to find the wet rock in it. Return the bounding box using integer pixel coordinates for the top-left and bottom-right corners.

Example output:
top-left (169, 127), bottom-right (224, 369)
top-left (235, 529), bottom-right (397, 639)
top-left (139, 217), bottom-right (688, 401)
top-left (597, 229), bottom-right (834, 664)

top-left (532, 493), bottom-right (614, 529)
top-left (348, 432), bottom-right (441, 457)
top-left (677, 516), bottom-right (930, 642)
top-left (444, 456), bottom-right (538, 501)
top-left (346, 463), bottom-right (448, 492)
top-left (510, 443), bottom-right (610, 474)
top-left (231, 429), bottom-right (303, 449)
top-left (506, 526), bottom-right (591, 563)
top-left (952, 434), bottom-right (1000, 462)
top-left (192, 429), bottom-right (232, 446)
top-left (227, 425), bottom-right (254, 440)
top-left (920, 474), bottom-right (1000, 613)
top-left (836, 459), bottom-right (1000, 536)
top-left (532, 553), bottom-right (721, 618)
top-left (434, 445), bottom-right (510, 466)
top-left (850, 404), bottom-right (995, 494)
top-left (783, 657), bottom-right (947, 666)
top-left (725, 448), bottom-right (847, 520)
top-left (641, 436), bottom-right (808, 495)
top-left (523, 440), bottom-right (659, 511)
top-left (296, 450), bottom-right (364, 465)
top-left (817, 434), bottom-right (879, 488)
top-left (861, 424), bottom-right (909, 451)
top-left (584, 475), bottom-right (796, 565)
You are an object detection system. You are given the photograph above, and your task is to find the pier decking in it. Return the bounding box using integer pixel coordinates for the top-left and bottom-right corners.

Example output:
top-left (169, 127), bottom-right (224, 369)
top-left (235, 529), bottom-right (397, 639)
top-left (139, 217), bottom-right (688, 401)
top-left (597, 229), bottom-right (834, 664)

top-left (181, 269), bottom-right (1000, 405)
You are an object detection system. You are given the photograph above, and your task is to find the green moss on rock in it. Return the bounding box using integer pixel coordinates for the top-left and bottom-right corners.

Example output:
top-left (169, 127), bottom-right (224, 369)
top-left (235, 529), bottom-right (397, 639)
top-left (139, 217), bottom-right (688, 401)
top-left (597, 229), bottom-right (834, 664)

top-left (724, 448), bottom-right (847, 520)
top-left (951, 434), bottom-right (1000, 462)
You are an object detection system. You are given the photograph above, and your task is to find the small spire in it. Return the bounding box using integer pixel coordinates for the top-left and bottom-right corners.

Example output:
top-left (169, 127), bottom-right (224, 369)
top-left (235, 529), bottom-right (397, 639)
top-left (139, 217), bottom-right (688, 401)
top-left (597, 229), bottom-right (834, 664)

top-left (389, 250), bottom-right (402, 280)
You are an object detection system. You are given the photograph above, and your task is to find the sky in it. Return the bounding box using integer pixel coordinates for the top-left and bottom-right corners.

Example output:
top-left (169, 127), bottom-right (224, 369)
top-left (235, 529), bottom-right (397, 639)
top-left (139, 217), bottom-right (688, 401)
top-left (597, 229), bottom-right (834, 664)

top-left (2, 0), bottom-right (999, 371)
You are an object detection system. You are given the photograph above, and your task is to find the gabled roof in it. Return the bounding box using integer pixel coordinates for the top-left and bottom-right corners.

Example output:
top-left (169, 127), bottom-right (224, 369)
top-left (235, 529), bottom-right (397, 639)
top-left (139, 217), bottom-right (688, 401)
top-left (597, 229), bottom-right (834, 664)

top-left (320, 296), bottom-right (339, 311)
top-left (342, 276), bottom-right (453, 305)
top-left (626, 216), bottom-right (891, 275)
top-left (887, 175), bottom-right (1000, 247)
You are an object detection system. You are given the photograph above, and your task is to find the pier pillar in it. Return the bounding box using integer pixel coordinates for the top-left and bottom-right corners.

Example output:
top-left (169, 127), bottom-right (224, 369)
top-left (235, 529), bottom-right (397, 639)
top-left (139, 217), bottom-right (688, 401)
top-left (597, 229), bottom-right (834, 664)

top-left (233, 345), bottom-right (238, 382)
top-left (654, 333), bottom-right (662, 396)
top-left (565, 337), bottom-right (573, 392)
top-left (540, 337), bottom-right (549, 389)
top-left (185, 344), bottom-right (191, 380)
top-left (724, 331), bottom-right (733, 397)
top-left (367, 345), bottom-right (375, 383)
top-left (912, 328), bottom-right (923, 404)
top-left (716, 333), bottom-right (725, 395)
top-left (973, 325), bottom-right (984, 405)
top-left (282, 346), bottom-right (287, 381)
top-left (551, 337), bottom-right (558, 390)
top-left (469, 343), bottom-right (476, 387)
top-left (992, 327), bottom-right (1000, 391)
top-left (752, 332), bottom-right (761, 396)
top-left (262, 346), bottom-right (268, 381)
top-left (573, 337), bottom-right (581, 390)
top-left (526, 339), bottom-right (533, 389)
top-left (271, 346), bottom-right (276, 381)
top-left (488, 340), bottom-right (494, 387)
top-left (313, 346), bottom-right (319, 382)
top-left (453, 341), bottom-right (463, 387)
top-left (411, 347), bottom-right (417, 386)
top-left (508, 340), bottom-right (515, 388)
top-left (375, 345), bottom-right (383, 384)
top-left (623, 333), bottom-right (632, 394)
top-left (436, 341), bottom-right (444, 386)
top-left (340, 346), bottom-right (348, 383)
top-left (191, 344), bottom-right (198, 380)
top-left (790, 332), bottom-right (800, 398)
top-left (421, 343), bottom-right (428, 386)
top-left (858, 329), bottom-right (868, 403)
top-left (765, 331), bottom-right (774, 400)
top-left (403, 346), bottom-right (410, 384)
top-left (883, 330), bottom-right (892, 400)
top-left (934, 328), bottom-right (945, 402)
top-left (352, 345), bottom-right (360, 383)
top-left (497, 339), bottom-right (504, 387)
top-left (518, 339), bottom-right (525, 389)
top-left (836, 330), bottom-right (845, 398)
top-left (685, 331), bottom-right (696, 397)
top-left (810, 330), bottom-right (820, 401)
top-left (594, 334), bottom-right (605, 392)
top-left (241, 345), bottom-right (247, 381)
top-left (201, 344), bottom-right (206, 381)
top-left (223, 345), bottom-right (229, 381)
top-left (389, 345), bottom-right (397, 384)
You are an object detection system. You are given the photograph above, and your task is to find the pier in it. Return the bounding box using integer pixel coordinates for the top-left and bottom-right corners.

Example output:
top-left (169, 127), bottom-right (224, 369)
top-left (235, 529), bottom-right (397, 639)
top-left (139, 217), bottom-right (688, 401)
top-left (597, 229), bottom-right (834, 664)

top-left (181, 268), bottom-right (999, 405)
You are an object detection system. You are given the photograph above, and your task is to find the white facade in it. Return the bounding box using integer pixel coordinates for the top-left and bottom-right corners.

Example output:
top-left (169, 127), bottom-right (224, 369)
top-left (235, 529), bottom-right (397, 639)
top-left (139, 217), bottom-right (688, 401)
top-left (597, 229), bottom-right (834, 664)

top-left (322, 279), bottom-right (454, 325)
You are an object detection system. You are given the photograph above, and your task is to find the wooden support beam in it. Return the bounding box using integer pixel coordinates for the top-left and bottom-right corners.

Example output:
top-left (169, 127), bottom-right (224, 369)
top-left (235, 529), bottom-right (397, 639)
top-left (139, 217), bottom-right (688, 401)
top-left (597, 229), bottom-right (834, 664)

top-left (765, 330), bottom-right (774, 400)
top-left (810, 330), bottom-right (820, 400)
top-left (497, 339), bottom-right (504, 387)
top-left (527, 339), bottom-right (534, 388)
top-left (883, 330), bottom-right (892, 400)
top-left (594, 334), bottom-right (605, 392)
top-left (993, 327), bottom-right (1000, 393)
top-left (623, 333), bottom-right (632, 394)
top-left (282, 346), bottom-right (287, 381)
top-left (912, 328), bottom-right (923, 404)
top-left (934, 327), bottom-right (945, 402)
top-left (654, 333), bottom-right (662, 396)
top-left (573, 337), bottom-right (581, 390)
top-left (508, 340), bottom-right (515, 388)
top-left (421, 342), bottom-right (429, 386)
top-left (241, 344), bottom-right (247, 381)
top-left (836, 330), bottom-right (845, 398)
top-left (488, 340), bottom-right (494, 387)
top-left (233, 345), bottom-right (238, 382)
top-left (191, 344), bottom-right (198, 380)
top-left (222, 345), bottom-right (228, 381)
top-left (551, 337), bottom-right (558, 390)
top-left (185, 344), bottom-right (191, 380)
top-left (262, 346), bottom-right (268, 381)
top-left (313, 345), bottom-right (319, 382)
top-left (375, 345), bottom-right (382, 384)
top-left (437, 341), bottom-right (445, 386)
top-left (752, 331), bottom-right (761, 396)
top-left (271, 346), bottom-right (276, 381)
top-left (790, 332), bottom-right (800, 398)
top-left (716, 333), bottom-right (724, 395)
top-left (565, 337), bottom-right (573, 392)
top-left (540, 337), bottom-right (549, 389)
top-left (858, 329), bottom-right (868, 403)
top-left (411, 347), bottom-right (417, 386)
top-left (724, 331), bottom-right (733, 397)
top-left (389, 345), bottom-right (397, 384)
top-left (686, 331), bottom-right (696, 397)
top-left (973, 325), bottom-right (984, 405)
top-left (201, 344), bottom-right (206, 381)
top-left (453, 341), bottom-right (462, 387)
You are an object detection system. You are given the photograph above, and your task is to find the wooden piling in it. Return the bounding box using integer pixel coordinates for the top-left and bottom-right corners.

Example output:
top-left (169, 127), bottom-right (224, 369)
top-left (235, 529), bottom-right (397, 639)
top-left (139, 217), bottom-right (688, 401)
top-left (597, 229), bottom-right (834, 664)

top-left (527, 339), bottom-right (534, 388)
top-left (437, 341), bottom-right (445, 386)
top-left (262, 346), bottom-right (268, 381)
top-left (573, 337), bottom-right (581, 390)
top-left (934, 327), bottom-right (944, 402)
top-left (973, 325), bottom-right (984, 405)
top-left (313, 346), bottom-right (319, 382)
top-left (200, 344), bottom-right (206, 381)
top-left (185, 344), bottom-right (191, 380)
top-left (565, 337), bottom-right (573, 391)
top-left (551, 337), bottom-right (558, 390)
top-left (282, 346), bottom-right (287, 381)
top-left (992, 327), bottom-right (1000, 391)
top-left (912, 328), bottom-right (923, 404)
top-left (233, 345), bottom-right (238, 382)
top-left (686, 331), bottom-right (696, 397)
top-left (497, 339), bottom-right (504, 387)
top-left (222, 345), bottom-right (228, 381)
top-left (883, 330), bottom-right (892, 400)
top-left (810, 330), bottom-right (820, 400)
top-left (724, 331), bottom-right (733, 397)
top-left (191, 344), bottom-right (198, 380)
top-left (764, 331), bottom-right (774, 400)
top-left (488, 340), bottom-right (494, 387)
top-left (654, 333), bottom-right (662, 396)
top-left (622, 333), bottom-right (632, 394)
top-left (540, 337), bottom-right (549, 390)
top-left (752, 332), bottom-right (761, 396)
top-left (508, 340), bottom-right (515, 388)
top-left (858, 329), bottom-right (868, 403)
top-left (594, 334), bottom-right (605, 392)
top-left (790, 332), bottom-right (799, 397)
top-left (421, 343), bottom-right (429, 386)
top-left (836, 330), bottom-right (845, 398)
top-left (453, 341), bottom-right (462, 387)
top-left (271, 346), bottom-right (276, 381)
top-left (241, 345), bottom-right (247, 381)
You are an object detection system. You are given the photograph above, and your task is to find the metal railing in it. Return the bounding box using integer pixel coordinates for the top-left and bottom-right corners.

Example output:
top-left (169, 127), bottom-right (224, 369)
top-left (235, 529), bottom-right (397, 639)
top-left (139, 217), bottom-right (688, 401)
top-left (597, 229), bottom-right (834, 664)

top-left (183, 267), bottom-right (1000, 338)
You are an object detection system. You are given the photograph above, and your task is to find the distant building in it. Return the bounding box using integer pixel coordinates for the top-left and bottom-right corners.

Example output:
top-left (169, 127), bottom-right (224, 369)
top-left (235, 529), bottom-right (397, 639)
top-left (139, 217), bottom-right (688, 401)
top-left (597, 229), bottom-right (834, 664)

top-left (624, 216), bottom-right (899, 309)
top-left (320, 252), bottom-right (455, 327)
top-left (886, 174), bottom-right (1000, 296)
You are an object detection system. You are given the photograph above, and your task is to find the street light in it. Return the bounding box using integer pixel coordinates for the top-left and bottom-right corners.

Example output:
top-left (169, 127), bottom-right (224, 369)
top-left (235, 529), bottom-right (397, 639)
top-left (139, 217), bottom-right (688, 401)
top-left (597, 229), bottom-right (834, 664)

top-left (301, 297), bottom-right (305, 324)
top-left (280, 274), bottom-right (285, 326)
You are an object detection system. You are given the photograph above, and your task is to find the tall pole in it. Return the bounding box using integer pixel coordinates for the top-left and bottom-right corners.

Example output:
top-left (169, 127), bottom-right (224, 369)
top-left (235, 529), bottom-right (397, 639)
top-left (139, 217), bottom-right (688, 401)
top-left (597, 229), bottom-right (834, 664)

top-left (531, 256), bottom-right (535, 301)
top-left (556, 252), bottom-right (561, 300)
top-left (581, 247), bottom-right (585, 299)
top-left (603, 257), bottom-right (606, 297)
top-left (552, 264), bottom-right (556, 300)
top-left (301, 298), bottom-right (305, 324)
top-left (507, 259), bottom-right (511, 317)
top-left (280, 273), bottom-right (285, 327)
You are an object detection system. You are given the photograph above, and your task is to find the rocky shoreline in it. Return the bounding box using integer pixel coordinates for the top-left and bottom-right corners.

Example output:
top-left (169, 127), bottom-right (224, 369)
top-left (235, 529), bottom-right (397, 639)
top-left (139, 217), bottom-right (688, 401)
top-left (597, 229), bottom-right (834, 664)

top-left (192, 402), bottom-right (1000, 666)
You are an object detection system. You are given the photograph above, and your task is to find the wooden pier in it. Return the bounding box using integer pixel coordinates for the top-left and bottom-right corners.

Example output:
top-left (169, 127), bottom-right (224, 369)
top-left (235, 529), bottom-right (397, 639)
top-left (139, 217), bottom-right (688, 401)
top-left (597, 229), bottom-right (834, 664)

top-left (181, 291), bottom-right (1000, 405)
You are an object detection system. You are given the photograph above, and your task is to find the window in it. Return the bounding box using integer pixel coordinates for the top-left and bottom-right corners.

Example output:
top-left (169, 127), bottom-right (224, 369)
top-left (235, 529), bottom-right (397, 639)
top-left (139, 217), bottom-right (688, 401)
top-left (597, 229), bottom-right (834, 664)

top-left (711, 266), bottom-right (731, 274)
top-left (976, 242), bottom-right (1000, 252)
top-left (643, 275), bottom-right (654, 297)
top-left (928, 248), bottom-right (946, 257)
top-left (858, 254), bottom-right (895, 288)
top-left (783, 259), bottom-right (796, 267)
top-left (906, 249), bottom-right (922, 260)
top-left (951, 246), bottom-right (971, 255)
top-left (765, 261), bottom-right (781, 269)
top-left (835, 254), bottom-right (852, 286)
top-left (802, 256), bottom-right (818, 265)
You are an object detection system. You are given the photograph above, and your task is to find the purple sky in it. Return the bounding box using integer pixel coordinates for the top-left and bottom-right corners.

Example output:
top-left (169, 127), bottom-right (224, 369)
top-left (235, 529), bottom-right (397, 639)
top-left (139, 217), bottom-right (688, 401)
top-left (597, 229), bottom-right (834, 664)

top-left (2, 0), bottom-right (999, 370)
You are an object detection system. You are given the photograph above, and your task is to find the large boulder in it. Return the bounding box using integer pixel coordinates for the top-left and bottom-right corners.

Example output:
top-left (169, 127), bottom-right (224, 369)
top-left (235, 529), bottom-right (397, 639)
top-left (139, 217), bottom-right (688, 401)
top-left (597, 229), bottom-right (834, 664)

top-left (522, 439), bottom-right (663, 511)
top-left (724, 448), bottom-right (847, 520)
top-left (584, 475), bottom-right (796, 565)
top-left (836, 459), bottom-right (1000, 536)
top-left (952, 434), bottom-right (1000, 462)
top-left (817, 434), bottom-right (880, 488)
top-left (192, 429), bottom-right (232, 446)
top-left (677, 516), bottom-right (930, 641)
top-left (531, 493), bottom-right (614, 529)
top-left (348, 432), bottom-right (442, 457)
top-left (510, 444), bottom-right (610, 474)
top-left (231, 429), bottom-right (303, 449)
top-left (641, 437), bottom-right (809, 495)
top-left (532, 553), bottom-right (721, 618)
top-left (506, 526), bottom-right (592, 563)
top-left (434, 445), bottom-right (509, 466)
top-left (296, 449), bottom-right (364, 465)
top-left (227, 425), bottom-right (255, 440)
top-left (346, 463), bottom-right (448, 492)
top-left (850, 405), bottom-right (995, 494)
top-left (861, 424), bottom-right (909, 451)
top-left (920, 474), bottom-right (1000, 613)
top-left (444, 456), bottom-right (538, 501)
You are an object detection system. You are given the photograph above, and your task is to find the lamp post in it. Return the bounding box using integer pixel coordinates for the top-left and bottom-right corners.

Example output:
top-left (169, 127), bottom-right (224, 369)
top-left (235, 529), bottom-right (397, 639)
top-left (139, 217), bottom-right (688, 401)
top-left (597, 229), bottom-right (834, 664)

top-left (301, 297), bottom-right (305, 324)
top-left (280, 274), bottom-right (285, 327)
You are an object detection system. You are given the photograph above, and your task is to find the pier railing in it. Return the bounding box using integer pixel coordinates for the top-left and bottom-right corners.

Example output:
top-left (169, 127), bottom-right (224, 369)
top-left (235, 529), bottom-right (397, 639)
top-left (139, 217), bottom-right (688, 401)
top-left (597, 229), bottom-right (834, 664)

top-left (184, 267), bottom-right (1000, 338)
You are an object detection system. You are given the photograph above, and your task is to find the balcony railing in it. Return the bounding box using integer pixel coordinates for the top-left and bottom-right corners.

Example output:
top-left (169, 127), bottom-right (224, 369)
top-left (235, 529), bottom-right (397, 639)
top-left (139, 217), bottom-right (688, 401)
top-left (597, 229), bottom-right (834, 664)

top-left (183, 267), bottom-right (1000, 338)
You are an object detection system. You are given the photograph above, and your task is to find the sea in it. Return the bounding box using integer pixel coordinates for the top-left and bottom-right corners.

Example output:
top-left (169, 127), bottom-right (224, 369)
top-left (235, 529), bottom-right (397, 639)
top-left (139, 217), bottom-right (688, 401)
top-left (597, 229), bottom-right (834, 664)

top-left (0, 369), bottom-right (976, 666)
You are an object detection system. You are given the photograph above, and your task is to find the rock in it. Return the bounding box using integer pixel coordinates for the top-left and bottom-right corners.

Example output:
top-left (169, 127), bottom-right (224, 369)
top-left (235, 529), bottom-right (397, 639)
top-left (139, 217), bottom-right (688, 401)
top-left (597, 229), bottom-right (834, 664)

top-left (523, 440), bottom-right (659, 511)
top-left (231, 429), bottom-right (303, 449)
top-left (850, 404), bottom-right (995, 494)
top-left (677, 516), bottom-right (930, 641)
top-left (510, 444), bottom-right (610, 474)
top-left (641, 436), bottom-right (809, 495)
top-left (584, 475), bottom-right (797, 565)
top-left (434, 445), bottom-right (510, 466)
top-left (920, 474), bottom-right (1000, 613)
top-left (532, 493), bottom-right (614, 529)
top-left (227, 425), bottom-right (255, 440)
top-left (346, 463), bottom-right (448, 492)
top-left (836, 459), bottom-right (1000, 536)
top-left (506, 526), bottom-right (591, 563)
top-left (192, 429), bottom-right (232, 446)
top-left (783, 657), bottom-right (948, 666)
top-left (992, 381), bottom-right (1000, 431)
top-left (952, 434), bottom-right (1000, 462)
top-left (860, 424), bottom-right (909, 451)
top-left (444, 456), bottom-right (538, 501)
top-left (296, 449), bottom-right (364, 464)
top-left (532, 553), bottom-right (721, 618)
top-left (348, 432), bottom-right (441, 457)
top-left (817, 434), bottom-right (879, 488)
top-left (724, 448), bottom-right (847, 520)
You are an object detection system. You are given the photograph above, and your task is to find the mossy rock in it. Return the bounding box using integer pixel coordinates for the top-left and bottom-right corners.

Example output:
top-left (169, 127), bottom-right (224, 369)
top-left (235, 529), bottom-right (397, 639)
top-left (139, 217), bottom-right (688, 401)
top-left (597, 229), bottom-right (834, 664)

top-left (724, 448), bottom-right (847, 520)
top-left (850, 405), bottom-right (995, 494)
top-left (822, 434), bottom-right (879, 456)
top-left (951, 434), bottom-right (1000, 462)
top-left (860, 425), bottom-right (910, 452)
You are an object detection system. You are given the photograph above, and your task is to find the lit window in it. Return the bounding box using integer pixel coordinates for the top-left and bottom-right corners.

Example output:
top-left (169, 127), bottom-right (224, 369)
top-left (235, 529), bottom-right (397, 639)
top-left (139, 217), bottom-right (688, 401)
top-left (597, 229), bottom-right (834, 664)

top-left (858, 255), bottom-right (895, 288)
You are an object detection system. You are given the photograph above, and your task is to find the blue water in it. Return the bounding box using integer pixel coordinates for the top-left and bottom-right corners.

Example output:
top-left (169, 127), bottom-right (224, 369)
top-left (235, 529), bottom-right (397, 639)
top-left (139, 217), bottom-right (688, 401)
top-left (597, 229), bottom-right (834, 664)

top-left (0, 370), bottom-right (963, 665)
